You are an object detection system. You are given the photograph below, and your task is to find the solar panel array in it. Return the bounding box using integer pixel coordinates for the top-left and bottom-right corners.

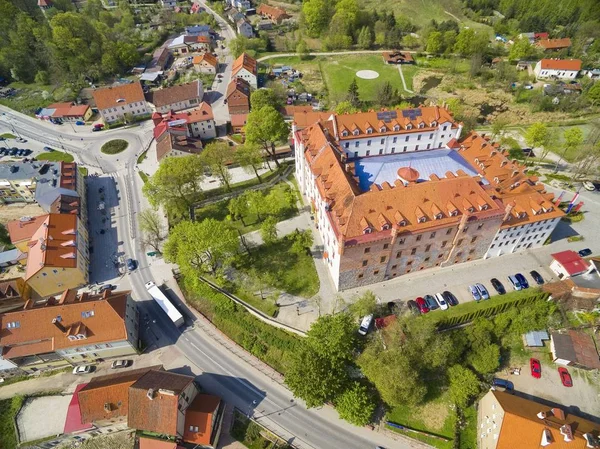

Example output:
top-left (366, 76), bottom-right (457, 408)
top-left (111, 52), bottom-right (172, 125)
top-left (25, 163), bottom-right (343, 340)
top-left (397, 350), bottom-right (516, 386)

top-left (376, 110), bottom-right (398, 123)
top-left (401, 108), bottom-right (422, 120)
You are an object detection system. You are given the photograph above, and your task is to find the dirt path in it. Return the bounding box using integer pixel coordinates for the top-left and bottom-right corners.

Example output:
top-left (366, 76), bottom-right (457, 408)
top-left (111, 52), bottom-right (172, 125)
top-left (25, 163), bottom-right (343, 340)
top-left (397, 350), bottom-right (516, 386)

top-left (397, 65), bottom-right (414, 93)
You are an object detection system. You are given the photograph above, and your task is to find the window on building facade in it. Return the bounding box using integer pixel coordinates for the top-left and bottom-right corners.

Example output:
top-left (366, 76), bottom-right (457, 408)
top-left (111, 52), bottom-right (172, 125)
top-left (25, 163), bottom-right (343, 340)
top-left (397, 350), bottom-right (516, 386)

top-left (354, 151), bottom-right (358, 157)
top-left (427, 144), bottom-right (431, 149)
top-left (380, 256), bottom-right (386, 263)
top-left (425, 244), bottom-right (431, 251)
top-left (362, 260), bottom-right (368, 267)
top-left (383, 243), bottom-right (389, 249)
top-left (393, 137), bottom-right (397, 143)
top-left (416, 235), bottom-right (422, 241)
top-left (405, 136), bottom-right (409, 142)
top-left (415, 145), bottom-right (419, 150)
top-left (364, 247), bottom-right (370, 253)
top-left (471, 236), bottom-right (477, 243)
top-left (457, 239), bottom-right (464, 246)
top-left (411, 248), bottom-right (417, 255)
top-left (380, 138), bottom-right (384, 144)
top-left (438, 253), bottom-right (444, 258)
top-left (441, 241), bottom-right (447, 247)
top-left (446, 228), bottom-right (453, 235)
top-left (403, 146), bottom-right (407, 151)
top-left (478, 223), bottom-right (484, 230)
top-left (398, 237), bottom-right (405, 244)
top-left (396, 251), bottom-right (402, 258)
top-left (355, 142), bottom-right (359, 147)
top-left (417, 135), bottom-right (421, 141)
top-left (358, 273), bottom-right (363, 279)
top-left (345, 142), bottom-right (349, 148)
top-left (424, 257), bottom-right (430, 262)
top-left (374, 270), bottom-right (379, 275)
top-left (367, 140), bottom-right (371, 146)
top-left (366, 150), bottom-right (370, 156)
top-left (407, 260), bottom-right (412, 265)
top-left (392, 264), bottom-right (397, 269)
top-left (469, 249), bottom-right (475, 254)
top-left (379, 149), bottom-right (383, 155)
top-left (391, 147), bottom-right (395, 153)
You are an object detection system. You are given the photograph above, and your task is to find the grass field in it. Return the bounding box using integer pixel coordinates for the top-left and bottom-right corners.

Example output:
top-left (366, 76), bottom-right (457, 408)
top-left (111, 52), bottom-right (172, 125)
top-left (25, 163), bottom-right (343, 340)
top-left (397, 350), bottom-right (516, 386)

top-left (0, 133), bottom-right (15, 139)
top-left (36, 151), bottom-right (75, 162)
top-left (320, 54), bottom-right (407, 103)
top-left (0, 396), bottom-right (24, 449)
top-left (101, 139), bottom-right (129, 155)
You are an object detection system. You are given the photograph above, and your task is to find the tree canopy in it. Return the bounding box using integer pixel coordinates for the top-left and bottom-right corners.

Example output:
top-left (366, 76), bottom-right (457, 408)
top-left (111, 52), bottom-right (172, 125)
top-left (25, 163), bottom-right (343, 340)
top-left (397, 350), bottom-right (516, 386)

top-left (200, 141), bottom-right (235, 191)
top-left (245, 106), bottom-right (290, 168)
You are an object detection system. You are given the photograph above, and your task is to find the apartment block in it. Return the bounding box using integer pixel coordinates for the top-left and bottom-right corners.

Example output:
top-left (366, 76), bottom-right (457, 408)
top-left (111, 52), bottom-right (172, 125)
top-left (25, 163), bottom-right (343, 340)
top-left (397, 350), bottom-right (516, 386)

top-left (293, 107), bottom-right (563, 290)
top-left (0, 289), bottom-right (139, 373)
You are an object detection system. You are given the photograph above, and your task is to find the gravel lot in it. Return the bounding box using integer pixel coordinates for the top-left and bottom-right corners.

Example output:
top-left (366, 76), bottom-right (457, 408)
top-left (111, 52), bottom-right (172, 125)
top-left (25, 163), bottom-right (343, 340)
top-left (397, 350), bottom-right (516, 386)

top-left (17, 395), bottom-right (71, 443)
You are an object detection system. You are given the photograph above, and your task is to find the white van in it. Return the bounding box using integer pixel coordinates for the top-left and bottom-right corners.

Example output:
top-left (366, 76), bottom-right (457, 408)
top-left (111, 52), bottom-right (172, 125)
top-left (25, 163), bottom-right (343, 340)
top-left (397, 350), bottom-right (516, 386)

top-left (358, 314), bottom-right (373, 336)
top-left (434, 293), bottom-right (449, 311)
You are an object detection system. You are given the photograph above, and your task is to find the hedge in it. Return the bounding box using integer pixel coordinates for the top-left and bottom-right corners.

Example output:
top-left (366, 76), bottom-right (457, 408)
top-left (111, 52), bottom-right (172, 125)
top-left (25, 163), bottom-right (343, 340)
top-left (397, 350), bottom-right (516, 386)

top-left (181, 277), bottom-right (300, 374)
top-left (425, 289), bottom-right (550, 330)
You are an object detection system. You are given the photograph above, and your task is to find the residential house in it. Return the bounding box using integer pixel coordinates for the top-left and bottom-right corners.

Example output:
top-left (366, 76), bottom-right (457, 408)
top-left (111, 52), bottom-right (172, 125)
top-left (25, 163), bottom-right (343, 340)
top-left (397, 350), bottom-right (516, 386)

top-left (227, 8), bottom-right (245, 23)
top-left (0, 161), bottom-right (86, 220)
top-left (551, 329), bottom-right (600, 370)
top-left (585, 68), bottom-right (600, 79)
top-left (36, 103), bottom-right (92, 123)
top-left (382, 51), bottom-right (414, 65)
top-left (193, 53), bottom-right (218, 74)
top-left (0, 289), bottom-right (139, 373)
top-left (37, 0), bottom-right (52, 9)
top-left (550, 250), bottom-right (591, 278)
top-left (152, 102), bottom-right (216, 141)
top-left (226, 78), bottom-right (251, 115)
top-left (231, 53), bottom-right (257, 88)
top-left (478, 389), bottom-right (600, 449)
top-left (185, 25), bottom-right (212, 37)
top-left (518, 31), bottom-right (549, 44)
top-left (257, 3), bottom-right (290, 24)
top-left (190, 2), bottom-right (204, 14)
top-left (168, 35), bottom-right (213, 56)
top-left (77, 366), bottom-right (224, 447)
top-left (534, 59), bottom-right (581, 80)
top-left (293, 107), bottom-right (562, 290)
top-left (78, 365), bottom-right (162, 426)
top-left (236, 18), bottom-right (254, 38)
top-left (7, 213), bottom-right (90, 297)
top-left (228, 0), bottom-right (251, 11)
top-left (146, 42), bottom-right (172, 73)
top-left (230, 113), bottom-right (248, 134)
top-left (160, 0), bottom-right (176, 8)
top-left (92, 81), bottom-right (149, 124)
top-left (146, 80), bottom-right (204, 114)
top-left (156, 133), bottom-right (203, 161)
top-left (536, 37), bottom-right (572, 51)
top-left (0, 278), bottom-right (29, 313)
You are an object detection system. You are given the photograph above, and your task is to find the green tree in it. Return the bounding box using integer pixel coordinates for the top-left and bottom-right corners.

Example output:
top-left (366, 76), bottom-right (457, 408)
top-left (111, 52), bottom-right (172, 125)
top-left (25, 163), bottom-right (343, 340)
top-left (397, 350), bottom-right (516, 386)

top-left (250, 88), bottom-right (280, 110)
top-left (454, 28), bottom-right (489, 56)
top-left (245, 106), bottom-right (290, 168)
top-left (201, 141), bottom-right (235, 191)
top-left (491, 117), bottom-right (509, 140)
top-left (468, 343), bottom-right (501, 375)
top-left (139, 209), bottom-right (165, 253)
top-left (334, 101), bottom-right (359, 115)
top-left (509, 36), bottom-right (537, 61)
top-left (335, 383), bottom-right (376, 426)
top-left (260, 215), bottom-right (278, 244)
top-left (301, 0), bottom-right (331, 37)
top-left (296, 39), bottom-right (310, 60)
top-left (347, 78), bottom-right (360, 108)
top-left (234, 143), bottom-right (264, 182)
top-left (447, 365), bottom-right (480, 408)
top-left (228, 196), bottom-right (249, 225)
top-left (244, 190), bottom-right (265, 221)
top-left (587, 82), bottom-right (600, 106)
top-left (143, 155), bottom-right (205, 217)
top-left (0, 223), bottom-right (12, 248)
top-left (524, 122), bottom-right (550, 149)
top-left (229, 36), bottom-right (248, 58)
top-left (376, 81), bottom-right (396, 107)
top-left (557, 127), bottom-right (584, 171)
top-left (285, 313), bottom-right (356, 407)
top-left (290, 229), bottom-right (314, 255)
top-left (426, 30), bottom-right (443, 54)
top-left (163, 219), bottom-right (239, 277)
top-left (349, 291), bottom-right (377, 318)
top-left (357, 26), bottom-right (373, 49)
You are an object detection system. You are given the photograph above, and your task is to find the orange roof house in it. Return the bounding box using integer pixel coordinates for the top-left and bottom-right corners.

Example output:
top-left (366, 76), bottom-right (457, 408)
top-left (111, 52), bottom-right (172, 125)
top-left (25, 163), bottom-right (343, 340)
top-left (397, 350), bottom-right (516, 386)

top-left (536, 37), bottom-right (572, 51)
top-left (226, 78), bottom-right (251, 115)
top-left (231, 53), bottom-right (257, 88)
top-left (183, 394), bottom-right (222, 446)
top-left (479, 390), bottom-right (600, 449)
top-left (257, 3), bottom-right (290, 24)
top-left (193, 53), bottom-right (218, 73)
top-left (538, 59), bottom-right (582, 72)
top-left (92, 81), bottom-right (146, 111)
top-left (382, 51), bottom-right (414, 65)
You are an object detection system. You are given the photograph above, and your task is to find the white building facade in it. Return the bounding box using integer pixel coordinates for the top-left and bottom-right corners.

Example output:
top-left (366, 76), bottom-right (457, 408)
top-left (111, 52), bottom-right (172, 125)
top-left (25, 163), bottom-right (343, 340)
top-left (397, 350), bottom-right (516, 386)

top-left (534, 59), bottom-right (581, 80)
top-left (100, 101), bottom-right (149, 124)
top-left (484, 217), bottom-right (561, 258)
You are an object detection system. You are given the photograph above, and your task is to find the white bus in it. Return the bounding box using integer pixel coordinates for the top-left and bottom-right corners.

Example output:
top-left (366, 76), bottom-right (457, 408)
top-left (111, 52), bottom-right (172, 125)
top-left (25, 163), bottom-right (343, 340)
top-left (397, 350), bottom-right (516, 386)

top-left (145, 281), bottom-right (185, 328)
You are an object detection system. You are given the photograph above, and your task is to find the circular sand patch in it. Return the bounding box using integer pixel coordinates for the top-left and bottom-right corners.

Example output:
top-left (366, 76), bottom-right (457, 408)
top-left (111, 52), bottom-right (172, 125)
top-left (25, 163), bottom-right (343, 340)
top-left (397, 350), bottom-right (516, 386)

top-left (356, 70), bottom-right (379, 80)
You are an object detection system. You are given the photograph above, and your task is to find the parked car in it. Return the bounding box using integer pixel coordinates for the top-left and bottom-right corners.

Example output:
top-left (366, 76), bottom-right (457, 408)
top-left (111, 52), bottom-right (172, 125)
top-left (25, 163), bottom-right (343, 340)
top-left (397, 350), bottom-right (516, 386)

top-left (358, 314), bottom-right (373, 336)
top-left (582, 181), bottom-right (596, 191)
top-left (490, 278), bottom-right (506, 295)
top-left (9, 148), bottom-right (18, 156)
top-left (73, 365), bottom-right (94, 375)
top-left (126, 258), bottom-right (136, 271)
top-left (530, 358), bottom-right (541, 379)
top-left (415, 297), bottom-right (429, 314)
top-left (23, 149), bottom-right (32, 156)
top-left (99, 284), bottom-right (115, 292)
top-left (424, 294), bottom-right (439, 310)
top-left (468, 285), bottom-right (482, 301)
top-left (578, 248), bottom-right (592, 257)
top-left (111, 359), bottom-right (132, 369)
top-left (43, 146), bottom-right (54, 152)
top-left (476, 283), bottom-right (490, 300)
top-left (530, 270), bottom-right (544, 285)
top-left (15, 137), bottom-right (26, 143)
top-left (75, 120), bottom-right (85, 126)
top-left (515, 273), bottom-right (529, 289)
top-left (93, 123), bottom-right (104, 130)
top-left (434, 293), bottom-right (449, 311)
top-left (442, 291), bottom-right (458, 307)
top-left (492, 378), bottom-right (514, 391)
top-left (558, 367), bottom-right (573, 387)
top-left (406, 300), bottom-right (421, 316)
top-left (508, 275), bottom-right (522, 291)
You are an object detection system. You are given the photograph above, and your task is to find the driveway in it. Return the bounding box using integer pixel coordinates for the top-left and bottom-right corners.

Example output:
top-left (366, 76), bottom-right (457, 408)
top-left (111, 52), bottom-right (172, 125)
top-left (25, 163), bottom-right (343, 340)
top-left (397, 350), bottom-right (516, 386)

top-left (17, 395), bottom-right (71, 443)
top-left (495, 358), bottom-right (600, 422)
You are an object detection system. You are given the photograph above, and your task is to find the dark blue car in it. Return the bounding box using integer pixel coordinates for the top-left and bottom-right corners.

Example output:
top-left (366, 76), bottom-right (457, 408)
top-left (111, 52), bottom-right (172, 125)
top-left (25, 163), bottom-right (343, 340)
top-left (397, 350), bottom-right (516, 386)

top-left (493, 378), bottom-right (514, 391)
top-left (515, 273), bottom-right (529, 289)
top-left (126, 258), bottom-right (136, 272)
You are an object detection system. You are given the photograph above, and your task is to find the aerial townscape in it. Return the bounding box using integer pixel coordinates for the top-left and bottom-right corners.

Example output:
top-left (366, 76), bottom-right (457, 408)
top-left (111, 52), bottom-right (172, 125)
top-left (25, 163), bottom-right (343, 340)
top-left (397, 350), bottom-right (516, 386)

top-left (2, 0), bottom-right (600, 448)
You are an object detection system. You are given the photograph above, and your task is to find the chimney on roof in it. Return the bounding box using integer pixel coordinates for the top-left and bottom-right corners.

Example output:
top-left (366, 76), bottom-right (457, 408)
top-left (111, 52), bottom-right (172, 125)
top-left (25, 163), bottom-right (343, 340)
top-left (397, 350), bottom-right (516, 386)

top-left (52, 316), bottom-right (66, 333)
top-left (158, 389), bottom-right (176, 396)
top-left (147, 389), bottom-right (156, 400)
top-left (552, 408), bottom-right (565, 420)
top-left (537, 411), bottom-right (547, 419)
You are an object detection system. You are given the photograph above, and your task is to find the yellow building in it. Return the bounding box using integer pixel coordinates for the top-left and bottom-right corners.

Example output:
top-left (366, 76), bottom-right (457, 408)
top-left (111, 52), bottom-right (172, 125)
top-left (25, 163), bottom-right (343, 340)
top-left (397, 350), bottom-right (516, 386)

top-left (7, 214), bottom-right (89, 298)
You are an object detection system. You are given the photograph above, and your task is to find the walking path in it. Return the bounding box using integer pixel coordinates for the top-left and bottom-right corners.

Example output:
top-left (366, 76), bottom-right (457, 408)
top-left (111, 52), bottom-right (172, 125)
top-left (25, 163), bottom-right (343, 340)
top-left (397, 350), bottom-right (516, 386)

top-left (397, 65), bottom-right (414, 93)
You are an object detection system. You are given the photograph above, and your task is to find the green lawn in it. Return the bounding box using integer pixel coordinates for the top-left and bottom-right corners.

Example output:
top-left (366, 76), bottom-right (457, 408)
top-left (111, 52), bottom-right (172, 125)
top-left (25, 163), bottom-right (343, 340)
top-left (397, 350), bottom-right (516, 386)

top-left (320, 54), bottom-right (407, 103)
top-left (36, 151), bottom-right (75, 162)
top-left (0, 82), bottom-right (56, 115)
top-left (231, 410), bottom-right (291, 449)
top-left (195, 182), bottom-right (297, 234)
top-left (234, 234), bottom-right (319, 298)
top-left (0, 133), bottom-right (15, 139)
top-left (0, 396), bottom-right (24, 449)
top-left (101, 139), bottom-right (129, 155)
top-left (137, 149), bottom-right (148, 164)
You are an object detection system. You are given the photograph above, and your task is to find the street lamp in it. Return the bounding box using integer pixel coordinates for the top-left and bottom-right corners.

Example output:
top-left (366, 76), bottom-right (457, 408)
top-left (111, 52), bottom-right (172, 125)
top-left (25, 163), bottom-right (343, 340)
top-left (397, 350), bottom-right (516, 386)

top-left (1, 112), bottom-right (21, 139)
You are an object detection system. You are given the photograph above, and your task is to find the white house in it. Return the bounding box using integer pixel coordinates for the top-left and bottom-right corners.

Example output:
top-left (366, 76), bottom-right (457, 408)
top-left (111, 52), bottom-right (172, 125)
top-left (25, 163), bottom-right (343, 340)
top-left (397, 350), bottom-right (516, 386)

top-left (187, 102), bottom-right (217, 139)
top-left (534, 59), bottom-right (582, 80)
top-left (92, 81), bottom-right (149, 124)
top-left (549, 250), bottom-right (592, 279)
top-left (231, 53), bottom-right (257, 89)
top-left (236, 18), bottom-right (254, 38)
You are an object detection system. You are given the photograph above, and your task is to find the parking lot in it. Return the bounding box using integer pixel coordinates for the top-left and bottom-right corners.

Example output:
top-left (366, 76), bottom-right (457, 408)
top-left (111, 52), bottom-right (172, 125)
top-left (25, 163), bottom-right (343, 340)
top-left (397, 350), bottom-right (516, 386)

top-left (17, 394), bottom-right (71, 443)
top-left (495, 357), bottom-right (600, 421)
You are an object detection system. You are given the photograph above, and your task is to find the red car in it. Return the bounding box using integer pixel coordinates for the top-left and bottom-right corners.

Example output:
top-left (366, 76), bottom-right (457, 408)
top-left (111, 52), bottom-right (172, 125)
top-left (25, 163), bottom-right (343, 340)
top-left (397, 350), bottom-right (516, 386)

top-left (558, 367), bottom-right (573, 387)
top-left (530, 358), bottom-right (541, 379)
top-left (415, 297), bottom-right (430, 314)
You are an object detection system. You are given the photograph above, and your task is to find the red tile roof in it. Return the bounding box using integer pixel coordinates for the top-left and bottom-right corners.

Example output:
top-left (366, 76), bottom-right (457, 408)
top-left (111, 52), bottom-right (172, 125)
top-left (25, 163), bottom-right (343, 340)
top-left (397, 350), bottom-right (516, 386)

top-left (539, 59), bottom-right (582, 71)
top-left (0, 290), bottom-right (131, 360)
top-left (257, 3), bottom-right (290, 21)
top-left (537, 37), bottom-right (572, 50)
top-left (92, 82), bottom-right (145, 111)
top-left (183, 394), bottom-right (221, 445)
top-left (146, 81), bottom-right (202, 108)
top-left (192, 53), bottom-right (218, 68)
top-left (64, 383), bottom-right (94, 434)
top-left (382, 51), bottom-right (414, 64)
top-left (139, 438), bottom-right (181, 449)
top-left (226, 77), bottom-right (251, 99)
top-left (551, 250), bottom-right (590, 276)
top-left (232, 53), bottom-right (257, 78)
